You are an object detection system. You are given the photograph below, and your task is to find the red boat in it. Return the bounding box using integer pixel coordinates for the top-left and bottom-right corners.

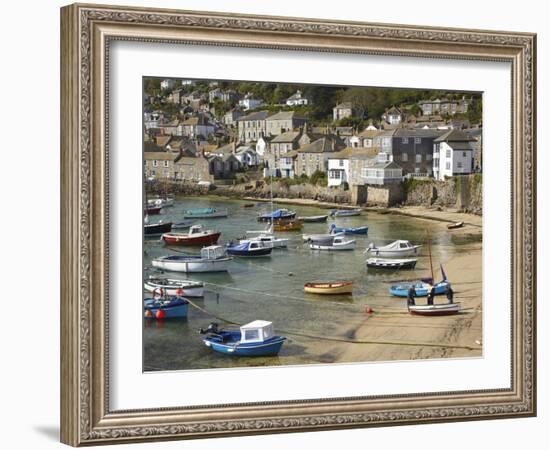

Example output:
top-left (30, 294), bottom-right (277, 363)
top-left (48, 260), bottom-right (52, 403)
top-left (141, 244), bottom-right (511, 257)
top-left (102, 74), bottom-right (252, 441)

top-left (161, 225), bottom-right (221, 246)
top-left (145, 205), bottom-right (161, 215)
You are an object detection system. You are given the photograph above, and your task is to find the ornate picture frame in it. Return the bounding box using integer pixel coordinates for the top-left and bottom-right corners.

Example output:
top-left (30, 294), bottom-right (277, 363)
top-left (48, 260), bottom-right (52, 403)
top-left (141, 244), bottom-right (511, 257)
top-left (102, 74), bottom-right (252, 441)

top-left (60, 3), bottom-right (536, 446)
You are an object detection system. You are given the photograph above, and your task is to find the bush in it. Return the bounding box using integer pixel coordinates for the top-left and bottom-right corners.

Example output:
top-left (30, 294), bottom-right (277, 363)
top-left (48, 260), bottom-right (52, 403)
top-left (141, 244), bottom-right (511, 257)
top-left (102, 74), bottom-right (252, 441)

top-left (310, 170), bottom-right (328, 187)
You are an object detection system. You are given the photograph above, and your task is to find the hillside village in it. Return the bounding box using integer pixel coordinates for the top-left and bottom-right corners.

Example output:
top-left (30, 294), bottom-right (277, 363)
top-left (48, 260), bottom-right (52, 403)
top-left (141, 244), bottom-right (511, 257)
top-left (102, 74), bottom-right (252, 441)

top-left (143, 78), bottom-right (482, 203)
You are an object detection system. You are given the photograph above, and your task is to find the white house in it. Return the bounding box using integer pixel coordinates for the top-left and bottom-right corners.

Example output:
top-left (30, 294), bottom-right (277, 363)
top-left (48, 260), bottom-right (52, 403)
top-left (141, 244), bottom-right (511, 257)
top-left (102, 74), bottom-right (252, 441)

top-left (279, 151), bottom-right (297, 178)
top-left (432, 129), bottom-right (476, 180)
top-left (361, 153), bottom-right (403, 185)
top-left (255, 134), bottom-right (272, 159)
top-left (238, 93), bottom-right (263, 111)
top-left (178, 115), bottom-right (215, 139)
top-left (382, 106), bottom-right (403, 125)
top-left (328, 150), bottom-right (350, 187)
top-left (286, 90), bottom-right (309, 106)
top-left (160, 79), bottom-right (176, 90)
top-left (235, 146), bottom-right (259, 167)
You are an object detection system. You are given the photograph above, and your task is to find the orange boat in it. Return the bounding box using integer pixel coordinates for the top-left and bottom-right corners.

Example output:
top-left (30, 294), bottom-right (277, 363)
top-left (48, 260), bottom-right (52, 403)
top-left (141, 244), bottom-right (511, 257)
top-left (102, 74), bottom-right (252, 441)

top-left (273, 220), bottom-right (303, 232)
top-left (304, 281), bottom-right (353, 295)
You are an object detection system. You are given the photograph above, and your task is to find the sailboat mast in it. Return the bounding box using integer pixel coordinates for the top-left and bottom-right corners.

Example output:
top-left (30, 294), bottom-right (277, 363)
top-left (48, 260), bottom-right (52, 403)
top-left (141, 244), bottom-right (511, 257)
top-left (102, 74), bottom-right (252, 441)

top-left (428, 235), bottom-right (434, 283)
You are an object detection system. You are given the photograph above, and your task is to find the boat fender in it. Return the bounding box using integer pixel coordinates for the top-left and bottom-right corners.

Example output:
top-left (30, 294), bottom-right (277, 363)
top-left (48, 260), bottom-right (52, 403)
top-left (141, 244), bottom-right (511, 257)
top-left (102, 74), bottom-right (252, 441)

top-left (144, 310), bottom-right (153, 318)
top-left (365, 306), bottom-right (373, 314)
top-left (155, 309), bottom-right (165, 319)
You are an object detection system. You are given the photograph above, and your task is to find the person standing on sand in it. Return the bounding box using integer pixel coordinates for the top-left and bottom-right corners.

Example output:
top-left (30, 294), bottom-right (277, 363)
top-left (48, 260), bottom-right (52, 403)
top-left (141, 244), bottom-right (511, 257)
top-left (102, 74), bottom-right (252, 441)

top-left (407, 286), bottom-right (416, 307)
top-left (427, 286), bottom-right (435, 306)
top-left (445, 285), bottom-right (454, 304)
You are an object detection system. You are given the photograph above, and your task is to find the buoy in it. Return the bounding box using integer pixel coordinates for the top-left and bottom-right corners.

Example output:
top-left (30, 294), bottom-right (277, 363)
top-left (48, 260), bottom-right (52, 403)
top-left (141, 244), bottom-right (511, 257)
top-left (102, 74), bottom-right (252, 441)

top-left (288, 272), bottom-right (294, 276)
top-left (145, 310), bottom-right (153, 318)
top-left (156, 309), bottom-right (166, 319)
top-left (365, 306), bottom-right (373, 314)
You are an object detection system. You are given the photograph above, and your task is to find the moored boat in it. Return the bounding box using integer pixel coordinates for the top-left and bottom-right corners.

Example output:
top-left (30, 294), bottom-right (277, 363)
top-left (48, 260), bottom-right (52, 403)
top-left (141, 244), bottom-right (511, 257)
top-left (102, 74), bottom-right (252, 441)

top-left (273, 220), bottom-right (303, 232)
top-left (365, 240), bottom-right (421, 257)
top-left (182, 207), bottom-right (228, 219)
top-left (447, 221), bottom-right (464, 230)
top-left (302, 231), bottom-right (343, 244)
top-left (242, 203), bottom-right (255, 208)
top-left (257, 208), bottom-right (296, 222)
top-left (172, 220), bottom-right (195, 230)
top-left (299, 215), bottom-right (328, 223)
top-left (144, 296), bottom-right (189, 319)
top-left (408, 303), bottom-right (460, 316)
top-left (226, 240), bottom-right (273, 257)
top-left (242, 234), bottom-right (289, 249)
top-left (366, 258), bottom-right (417, 270)
top-left (144, 220), bottom-right (173, 236)
top-left (152, 245), bottom-right (232, 273)
top-left (161, 225), bottom-right (220, 246)
top-left (200, 321), bottom-right (286, 356)
top-left (310, 235), bottom-right (356, 251)
top-left (304, 281), bottom-right (353, 295)
top-left (390, 280), bottom-right (450, 297)
top-left (144, 205), bottom-right (161, 215)
top-left (144, 278), bottom-right (205, 297)
top-left (330, 208), bottom-right (362, 217)
top-left (329, 224), bottom-right (369, 235)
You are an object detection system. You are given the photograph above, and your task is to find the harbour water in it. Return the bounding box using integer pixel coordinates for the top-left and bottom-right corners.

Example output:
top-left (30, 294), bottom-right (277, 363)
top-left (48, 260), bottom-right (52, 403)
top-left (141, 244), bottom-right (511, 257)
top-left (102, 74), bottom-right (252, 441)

top-left (143, 196), bottom-right (481, 371)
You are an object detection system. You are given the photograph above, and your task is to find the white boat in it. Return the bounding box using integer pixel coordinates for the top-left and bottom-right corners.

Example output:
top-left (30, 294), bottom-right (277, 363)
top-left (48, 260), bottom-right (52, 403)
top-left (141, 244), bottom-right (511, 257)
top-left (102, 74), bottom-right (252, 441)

top-left (152, 245), bottom-right (232, 273)
top-left (241, 234), bottom-right (289, 249)
top-left (408, 303), bottom-right (460, 316)
top-left (302, 232), bottom-right (343, 243)
top-left (147, 197), bottom-right (174, 207)
top-left (365, 240), bottom-right (421, 257)
top-left (366, 258), bottom-right (417, 269)
top-left (144, 278), bottom-right (204, 297)
top-left (310, 236), bottom-right (356, 251)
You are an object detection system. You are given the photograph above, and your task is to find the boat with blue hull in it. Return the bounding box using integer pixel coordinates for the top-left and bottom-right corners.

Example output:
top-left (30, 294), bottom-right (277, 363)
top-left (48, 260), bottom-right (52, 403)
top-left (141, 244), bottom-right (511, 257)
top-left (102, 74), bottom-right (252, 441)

top-left (200, 321), bottom-right (286, 356)
top-left (144, 297), bottom-right (189, 319)
top-left (390, 280), bottom-right (451, 297)
top-left (257, 208), bottom-right (296, 222)
top-left (329, 223), bottom-right (369, 235)
top-left (227, 240), bottom-right (272, 257)
top-left (182, 207), bottom-right (228, 219)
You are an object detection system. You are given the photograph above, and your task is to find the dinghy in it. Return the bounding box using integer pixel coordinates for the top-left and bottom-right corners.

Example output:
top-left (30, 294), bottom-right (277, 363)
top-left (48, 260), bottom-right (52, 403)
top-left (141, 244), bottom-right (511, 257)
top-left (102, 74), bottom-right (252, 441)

top-left (330, 208), bottom-right (362, 217)
top-left (200, 321), bottom-right (286, 356)
top-left (161, 225), bottom-right (220, 246)
top-left (152, 245), bottom-right (232, 273)
top-left (144, 296), bottom-right (188, 319)
top-left (302, 232), bottom-right (343, 244)
top-left (390, 280), bottom-right (450, 297)
top-left (172, 220), bottom-right (195, 230)
top-left (310, 235), bottom-right (356, 251)
top-left (144, 205), bottom-right (161, 215)
top-left (257, 208), bottom-right (296, 222)
top-left (329, 223), bottom-right (369, 235)
top-left (182, 207), bottom-right (228, 219)
top-left (242, 234), bottom-right (289, 249)
top-left (366, 258), bottom-right (417, 270)
top-left (273, 220), bottom-right (303, 232)
top-left (299, 215), bottom-right (328, 223)
top-left (226, 240), bottom-right (272, 257)
top-left (304, 281), bottom-right (353, 295)
top-left (144, 278), bottom-right (204, 297)
top-left (144, 220), bottom-right (172, 236)
top-left (408, 303), bottom-right (460, 316)
top-left (447, 221), bottom-right (464, 230)
top-left (365, 240), bottom-right (421, 257)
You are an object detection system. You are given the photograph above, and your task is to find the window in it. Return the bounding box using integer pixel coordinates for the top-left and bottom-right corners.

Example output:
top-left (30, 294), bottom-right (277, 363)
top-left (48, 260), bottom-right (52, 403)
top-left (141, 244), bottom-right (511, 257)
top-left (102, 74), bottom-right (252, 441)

top-left (426, 154), bottom-right (432, 161)
top-left (457, 162), bottom-right (463, 169)
top-left (339, 159), bottom-right (344, 167)
top-left (153, 160), bottom-right (158, 167)
top-left (446, 149), bottom-right (451, 158)
top-left (415, 154), bottom-right (422, 163)
top-left (401, 137), bottom-right (409, 144)
top-left (402, 153), bottom-right (408, 162)
top-left (244, 329), bottom-right (259, 341)
top-left (163, 160), bottom-right (169, 168)
top-left (414, 137), bottom-right (421, 144)
top-left (463, 152), bottom-right (467, 157)
top-left (446, 161), bottom-right (451, 170)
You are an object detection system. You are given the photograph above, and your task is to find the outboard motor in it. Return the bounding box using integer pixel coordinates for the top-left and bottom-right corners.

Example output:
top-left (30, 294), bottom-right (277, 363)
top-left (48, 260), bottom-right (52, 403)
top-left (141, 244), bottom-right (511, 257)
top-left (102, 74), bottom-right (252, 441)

top-left (199, 322), bottom-right (220, 335)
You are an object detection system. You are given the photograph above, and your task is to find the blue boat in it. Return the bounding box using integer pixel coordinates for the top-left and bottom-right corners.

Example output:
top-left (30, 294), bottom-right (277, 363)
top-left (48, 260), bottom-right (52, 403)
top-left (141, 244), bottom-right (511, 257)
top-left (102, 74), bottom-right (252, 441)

top-left (390, 265), bottom-right (451, 297)
top-left (200, 321), bottom-right (286, 356)
top-left (182, 207), bottom-right (228, 219)
top-left (329, 223), bottom-right (369, 235)
top-left (330, 208), bottom-right (362, 217)
top-left (257, 208), bottom-right (296, 222)
top-left (226, 240), bottom-right (272, 257)
top-left (144, 296), bottom-right (188, 319)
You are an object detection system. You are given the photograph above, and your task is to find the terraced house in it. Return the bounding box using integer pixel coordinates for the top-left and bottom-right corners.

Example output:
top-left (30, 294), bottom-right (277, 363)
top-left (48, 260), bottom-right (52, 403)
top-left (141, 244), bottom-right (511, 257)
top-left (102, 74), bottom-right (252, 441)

top-left (295, 135), bottom-right (346, 177)
top-left (237, 110), bottom-right (270, 143)
top-left (144, 148), bottom-right (210, 182)
top-left (265, 111), bottom-right (307, 136)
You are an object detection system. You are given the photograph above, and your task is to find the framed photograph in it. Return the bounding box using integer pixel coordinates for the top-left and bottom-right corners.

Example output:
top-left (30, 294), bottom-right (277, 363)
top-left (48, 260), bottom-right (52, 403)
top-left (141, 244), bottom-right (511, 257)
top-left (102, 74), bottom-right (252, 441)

top-left (60, 3), bottom-right (536, 446)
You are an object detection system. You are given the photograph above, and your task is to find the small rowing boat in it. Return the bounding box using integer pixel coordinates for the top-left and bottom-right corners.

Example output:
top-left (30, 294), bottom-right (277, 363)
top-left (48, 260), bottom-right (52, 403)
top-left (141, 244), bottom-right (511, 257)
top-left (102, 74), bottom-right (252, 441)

top-left (172, 220), bottom-right (195, 230)
top-left (365, 240), bottom-right (421, 257)
top-left (144, 278), bottom-right (205, 297)
top-left (226, 240), bottom-right (272, 257)
top-left (329, 224), bottom-right (369, 235)
top-left (408, 303), bottom-right (460, 316)
top-left (257, 208), bottom-right (296, 222)
top-left (144, 296), bottom-right (188, 319)
top-left (304, 281), bottom-right (353, 295)
top-left (299, 215), bottom-right (328, 223)
top-left (152, 245), bottom-right (232, 273)
top-left (273, 220), bottom-right (303, 232)
top-left (310, 235), bottom-right (356, 251)
top-left (242, 234), bottom-right (289, 249)
top-left (447, 221), bottom-right (464, 230)
top-left (182, 207), bottom-right (228, 219)
top-left (366, 258), bottom-right (417, 270)
top-left (242, 203), bottom-right (255, 208)
top-left (200, 321), bottom-right (286, 356)
top-left (144, 205), bottom-right (161, 215)
top-left (330, 208), bottom-right (362, 217)
top-left (390, 280), bottom-right (450, 297)
top-left (161, 225), bottom-right (221, 246)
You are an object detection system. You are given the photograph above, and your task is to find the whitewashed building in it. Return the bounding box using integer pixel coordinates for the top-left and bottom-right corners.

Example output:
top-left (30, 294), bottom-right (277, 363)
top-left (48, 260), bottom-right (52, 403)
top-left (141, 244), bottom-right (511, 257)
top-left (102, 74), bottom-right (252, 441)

top-left (286, 90), bottom-right (309, 106)
top-left (432, 129), bottom-right (476, 180)
top-left (238, 93), bottom-right (263, 111)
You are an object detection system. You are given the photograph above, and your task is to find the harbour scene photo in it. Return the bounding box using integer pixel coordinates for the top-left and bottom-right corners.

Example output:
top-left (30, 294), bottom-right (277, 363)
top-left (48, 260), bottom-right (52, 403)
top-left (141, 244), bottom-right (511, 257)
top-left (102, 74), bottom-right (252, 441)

top-left (143, 78), bottom-right (483, 371)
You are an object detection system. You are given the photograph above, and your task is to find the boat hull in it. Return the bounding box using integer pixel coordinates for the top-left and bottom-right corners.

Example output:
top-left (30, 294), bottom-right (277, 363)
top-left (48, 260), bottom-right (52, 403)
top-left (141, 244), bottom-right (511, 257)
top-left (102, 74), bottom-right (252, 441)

top-left (161, 232), bottom-right (221, 246)
top-left (144, 279), bottom-right (204, 297)
top-left (300, 215), bottom-right (328, 223)
top-left (408, 303), bottom-right (460, 316)
top-left (144, 298), bottom-right (188, 319)
top-left (144, 222), bottom-right (173, 236)
top-left (367, 247), bottom-right (420, 257)
top-left (304, 282), bottom-right (353, 295)
top-left (366, 258), bottom-right (417, 269)
top-left (227, 247), bottom-right (272, 257)
top-left (310, 241), bottom-right (356, 251)
top-left (390, 281), bottom-right (451, 297)
top-left (203, 336), bottom-right (286, 356)
top-left (331, 209), bottom-right (361, 217)
top-left (257, 213), bottom-right (296, 222)
top-left (331, 226), bottom-right (369, 235)
top-left (152, 257), bottom-right (231, 273)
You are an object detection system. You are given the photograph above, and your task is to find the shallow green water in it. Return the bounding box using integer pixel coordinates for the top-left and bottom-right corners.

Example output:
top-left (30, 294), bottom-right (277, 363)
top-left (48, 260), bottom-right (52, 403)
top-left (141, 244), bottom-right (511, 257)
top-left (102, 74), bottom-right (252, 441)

top-left (143, 196), bottom-right (481, 371)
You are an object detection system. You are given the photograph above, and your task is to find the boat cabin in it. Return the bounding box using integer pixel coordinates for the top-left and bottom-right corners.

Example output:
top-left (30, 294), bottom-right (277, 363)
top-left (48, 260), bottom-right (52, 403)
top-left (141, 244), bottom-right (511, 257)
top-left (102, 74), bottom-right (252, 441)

top-left (189, 225), bottom-right (204, 235)
top-left (201, 245), bottom-right (226, 259)
top-left (239, 320), bottom-right (274, 343)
